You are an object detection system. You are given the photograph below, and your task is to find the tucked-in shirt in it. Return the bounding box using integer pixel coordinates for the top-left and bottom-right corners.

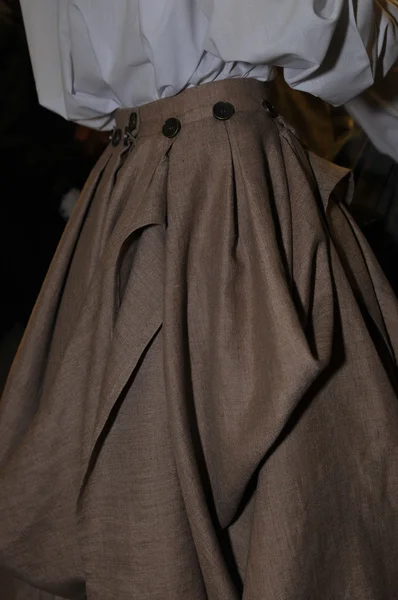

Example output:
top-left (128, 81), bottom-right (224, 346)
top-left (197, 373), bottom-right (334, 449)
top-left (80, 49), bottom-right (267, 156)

top-left (20, 0), bottom-right (398, 159)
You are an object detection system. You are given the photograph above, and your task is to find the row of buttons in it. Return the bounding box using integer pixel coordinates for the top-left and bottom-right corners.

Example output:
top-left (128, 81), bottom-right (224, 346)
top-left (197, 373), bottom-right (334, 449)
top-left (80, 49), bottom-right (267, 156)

top-left (110, 99), bottom-right (278, 146)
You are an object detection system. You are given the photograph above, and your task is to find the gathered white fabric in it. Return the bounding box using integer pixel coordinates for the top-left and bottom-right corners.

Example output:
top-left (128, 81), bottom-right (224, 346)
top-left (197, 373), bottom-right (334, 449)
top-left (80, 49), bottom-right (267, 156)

top-left (20, 0), bottom-right (398, 159)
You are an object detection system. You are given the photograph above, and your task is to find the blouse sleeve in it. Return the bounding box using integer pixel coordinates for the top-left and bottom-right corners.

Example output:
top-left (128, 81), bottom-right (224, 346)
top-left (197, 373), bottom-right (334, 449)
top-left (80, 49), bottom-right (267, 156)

top-left (20, 0), bottom-right (67, 119)
top-left (203, 0), bottom-right (398, 106)
top-left (20, 0), bottom-right (115, 130)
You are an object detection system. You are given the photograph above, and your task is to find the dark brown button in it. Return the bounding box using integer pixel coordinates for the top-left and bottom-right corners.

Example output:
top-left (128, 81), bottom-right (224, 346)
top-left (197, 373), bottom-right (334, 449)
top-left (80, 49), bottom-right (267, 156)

top-left (262, 99), bottom-right (278, 118)
top-left (213, 101), bottom-right (235, 121)
top-left (111, 128), bottom-right (122, 146)
top-left (129, 112), bottom-right (138, 130)
top-left (162, 117), bottom-right (181, 138)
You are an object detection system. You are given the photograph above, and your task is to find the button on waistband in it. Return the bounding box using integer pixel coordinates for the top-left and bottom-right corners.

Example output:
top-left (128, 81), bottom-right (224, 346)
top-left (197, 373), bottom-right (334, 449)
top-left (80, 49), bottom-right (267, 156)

top-left (213, 102), bottom-right (235, 121)
top-left (162, 118), bottom-right (181, 138)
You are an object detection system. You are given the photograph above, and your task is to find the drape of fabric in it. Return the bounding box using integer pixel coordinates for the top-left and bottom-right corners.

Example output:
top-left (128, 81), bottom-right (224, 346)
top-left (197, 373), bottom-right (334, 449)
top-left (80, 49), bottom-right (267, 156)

top-left (1, 79), bottom-right (398, 600)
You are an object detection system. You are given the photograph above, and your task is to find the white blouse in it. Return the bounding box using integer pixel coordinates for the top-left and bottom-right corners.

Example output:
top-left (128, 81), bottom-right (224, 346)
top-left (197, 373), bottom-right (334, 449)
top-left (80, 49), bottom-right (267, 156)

top-left (20, 0), bottom-right (398, 159)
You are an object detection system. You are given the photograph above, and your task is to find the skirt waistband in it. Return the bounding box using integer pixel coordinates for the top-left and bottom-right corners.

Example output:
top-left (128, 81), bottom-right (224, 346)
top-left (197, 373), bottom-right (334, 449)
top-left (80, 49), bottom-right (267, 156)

top-left (113, 78), bottom-right (277, 143)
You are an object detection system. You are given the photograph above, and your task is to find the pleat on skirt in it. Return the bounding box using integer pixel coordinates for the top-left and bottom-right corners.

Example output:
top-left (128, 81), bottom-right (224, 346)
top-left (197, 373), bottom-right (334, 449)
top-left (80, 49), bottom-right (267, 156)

top-left (1, 79), bottom-right (398, 600)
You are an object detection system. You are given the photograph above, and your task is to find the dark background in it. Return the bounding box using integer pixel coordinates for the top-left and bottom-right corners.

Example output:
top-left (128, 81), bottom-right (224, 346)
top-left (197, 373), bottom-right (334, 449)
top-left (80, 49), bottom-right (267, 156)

top-left (0, 1), bottom-right (107, 389)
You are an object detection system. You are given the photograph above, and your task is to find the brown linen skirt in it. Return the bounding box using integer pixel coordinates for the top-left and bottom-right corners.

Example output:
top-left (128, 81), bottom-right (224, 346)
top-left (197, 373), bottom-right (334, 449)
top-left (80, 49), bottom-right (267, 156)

top-left (1, 78), bottom-right (398, 600)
